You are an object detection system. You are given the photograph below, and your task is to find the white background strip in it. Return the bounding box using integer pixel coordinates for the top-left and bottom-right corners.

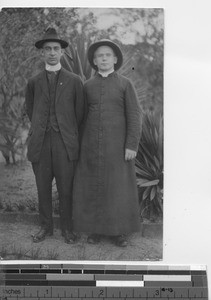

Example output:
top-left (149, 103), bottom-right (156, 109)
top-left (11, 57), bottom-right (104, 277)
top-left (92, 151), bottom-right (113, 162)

top-left (96, 281), bottom-right (144, 287)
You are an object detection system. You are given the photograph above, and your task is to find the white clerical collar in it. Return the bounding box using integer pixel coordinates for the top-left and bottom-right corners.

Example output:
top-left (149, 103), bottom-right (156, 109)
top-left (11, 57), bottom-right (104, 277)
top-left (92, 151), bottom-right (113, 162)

top-left (98, 69), bottom-right (114, 77)
top-left (45, 63), bottom-right (61, 72)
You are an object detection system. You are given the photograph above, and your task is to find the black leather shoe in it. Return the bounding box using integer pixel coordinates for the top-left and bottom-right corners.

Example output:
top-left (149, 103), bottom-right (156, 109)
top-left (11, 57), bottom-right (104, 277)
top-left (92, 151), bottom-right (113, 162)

top-left (87, 234), bottom-right (101, 244)
top-left (32, 228), bottom-right (53, 243)
top-left (62, 230), bottom-right (77, 244)
top-left (114, 235), bottom-right (128, 247)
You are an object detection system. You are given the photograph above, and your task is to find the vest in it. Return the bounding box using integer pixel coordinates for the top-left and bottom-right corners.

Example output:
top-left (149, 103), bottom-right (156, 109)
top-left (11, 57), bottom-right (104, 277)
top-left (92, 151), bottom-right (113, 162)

top-left (46, 71), bottom-right (60, 132)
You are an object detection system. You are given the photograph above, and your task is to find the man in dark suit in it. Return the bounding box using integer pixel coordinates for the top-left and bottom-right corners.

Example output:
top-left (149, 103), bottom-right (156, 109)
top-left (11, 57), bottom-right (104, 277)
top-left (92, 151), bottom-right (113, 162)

top-left (25, 28), bottom-right (84, 243)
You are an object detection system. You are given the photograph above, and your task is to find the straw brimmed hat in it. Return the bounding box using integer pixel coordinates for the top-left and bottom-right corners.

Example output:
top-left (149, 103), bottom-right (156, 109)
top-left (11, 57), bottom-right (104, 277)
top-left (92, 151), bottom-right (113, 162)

top-left (35, 27), bottom-right (68, 49)
top-left (87, 39), bottom-right (123, 71)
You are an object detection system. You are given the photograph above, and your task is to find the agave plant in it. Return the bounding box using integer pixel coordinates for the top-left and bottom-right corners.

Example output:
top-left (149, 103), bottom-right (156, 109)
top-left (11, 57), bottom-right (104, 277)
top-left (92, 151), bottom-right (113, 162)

top-left (135, 111), bottom-right (163, 220)
top-left (61, 34), bottom-right (93, 81)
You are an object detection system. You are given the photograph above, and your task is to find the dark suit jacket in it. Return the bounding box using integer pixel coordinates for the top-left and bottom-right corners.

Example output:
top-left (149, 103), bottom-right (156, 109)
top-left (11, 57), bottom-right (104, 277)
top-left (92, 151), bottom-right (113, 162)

top-left (25, 67), bottom-right (84, 162)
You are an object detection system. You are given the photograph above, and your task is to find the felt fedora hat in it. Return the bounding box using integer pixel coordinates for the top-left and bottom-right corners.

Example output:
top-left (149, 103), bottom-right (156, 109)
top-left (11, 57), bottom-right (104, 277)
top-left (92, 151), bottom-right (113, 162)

top-left (35, 27), bottom-right (68, 49)
top-left (88, 39), bottom-right (123, 71)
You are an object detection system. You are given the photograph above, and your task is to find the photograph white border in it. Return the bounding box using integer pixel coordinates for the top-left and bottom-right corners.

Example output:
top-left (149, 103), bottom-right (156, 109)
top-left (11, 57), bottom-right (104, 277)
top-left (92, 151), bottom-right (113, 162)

top-left (1, 0), bottom-right (211, 290)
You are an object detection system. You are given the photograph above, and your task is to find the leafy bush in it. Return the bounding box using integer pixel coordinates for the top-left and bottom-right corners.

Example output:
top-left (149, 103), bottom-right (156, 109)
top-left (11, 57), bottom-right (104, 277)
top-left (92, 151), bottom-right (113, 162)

top-left (136, 111), bottom-right (163, 221)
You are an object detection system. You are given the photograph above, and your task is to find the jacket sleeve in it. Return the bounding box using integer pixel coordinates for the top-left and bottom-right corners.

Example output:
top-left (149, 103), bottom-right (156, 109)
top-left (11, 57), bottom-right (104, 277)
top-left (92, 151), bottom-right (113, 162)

top-left (25, 79), bottom-right (34, 122)
top-left (124, 79), bottom-right (142, 152)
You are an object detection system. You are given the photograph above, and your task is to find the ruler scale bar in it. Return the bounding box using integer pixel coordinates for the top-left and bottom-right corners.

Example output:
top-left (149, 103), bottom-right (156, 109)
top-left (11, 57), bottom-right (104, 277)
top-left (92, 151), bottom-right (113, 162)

top-left (0, 286), bottom-right (208, 298)
top-left (0, 264), bottom-right (208, 299)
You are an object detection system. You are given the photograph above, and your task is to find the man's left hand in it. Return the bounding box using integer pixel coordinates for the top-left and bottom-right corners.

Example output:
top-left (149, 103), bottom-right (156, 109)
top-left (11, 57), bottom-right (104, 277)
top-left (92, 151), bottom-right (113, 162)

top-left (125, 148), bottom-right (137, 161)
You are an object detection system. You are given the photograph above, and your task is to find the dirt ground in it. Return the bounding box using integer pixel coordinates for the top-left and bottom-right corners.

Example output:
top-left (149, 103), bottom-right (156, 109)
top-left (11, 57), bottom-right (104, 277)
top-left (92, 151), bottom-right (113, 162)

top-left (0, 162), bottom-right (162, 261)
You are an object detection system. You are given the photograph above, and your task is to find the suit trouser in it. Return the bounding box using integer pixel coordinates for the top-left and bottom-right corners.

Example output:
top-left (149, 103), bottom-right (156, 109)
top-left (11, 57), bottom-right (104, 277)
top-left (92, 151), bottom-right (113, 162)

top-left (32, 129), bottom-right (76, 232)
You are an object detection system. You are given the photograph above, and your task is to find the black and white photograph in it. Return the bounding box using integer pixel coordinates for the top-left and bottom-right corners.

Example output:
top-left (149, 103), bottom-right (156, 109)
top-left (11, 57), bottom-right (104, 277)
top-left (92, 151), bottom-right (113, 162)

top-left (0, 7), bottom-right (164, 261)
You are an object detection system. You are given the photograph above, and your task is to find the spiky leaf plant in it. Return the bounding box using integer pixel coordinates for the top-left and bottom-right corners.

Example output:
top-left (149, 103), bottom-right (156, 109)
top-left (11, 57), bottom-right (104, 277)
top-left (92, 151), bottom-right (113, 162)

top-left (61, 35), bottom-right (93, 81)
top-left (135, 111), bottom-right (163, 220)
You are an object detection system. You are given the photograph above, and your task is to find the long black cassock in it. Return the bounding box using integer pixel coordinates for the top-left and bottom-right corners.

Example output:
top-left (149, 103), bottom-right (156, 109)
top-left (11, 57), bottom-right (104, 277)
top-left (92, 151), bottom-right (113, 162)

top-left (73, 71), bottom-right (141, 236)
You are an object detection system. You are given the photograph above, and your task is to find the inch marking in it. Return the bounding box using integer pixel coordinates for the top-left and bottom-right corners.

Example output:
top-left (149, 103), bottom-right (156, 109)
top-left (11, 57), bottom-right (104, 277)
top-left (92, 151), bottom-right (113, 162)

top-left (0, 264), bottom-right (208, 300)
top-left (0, 286), bottom-right (209, 298)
